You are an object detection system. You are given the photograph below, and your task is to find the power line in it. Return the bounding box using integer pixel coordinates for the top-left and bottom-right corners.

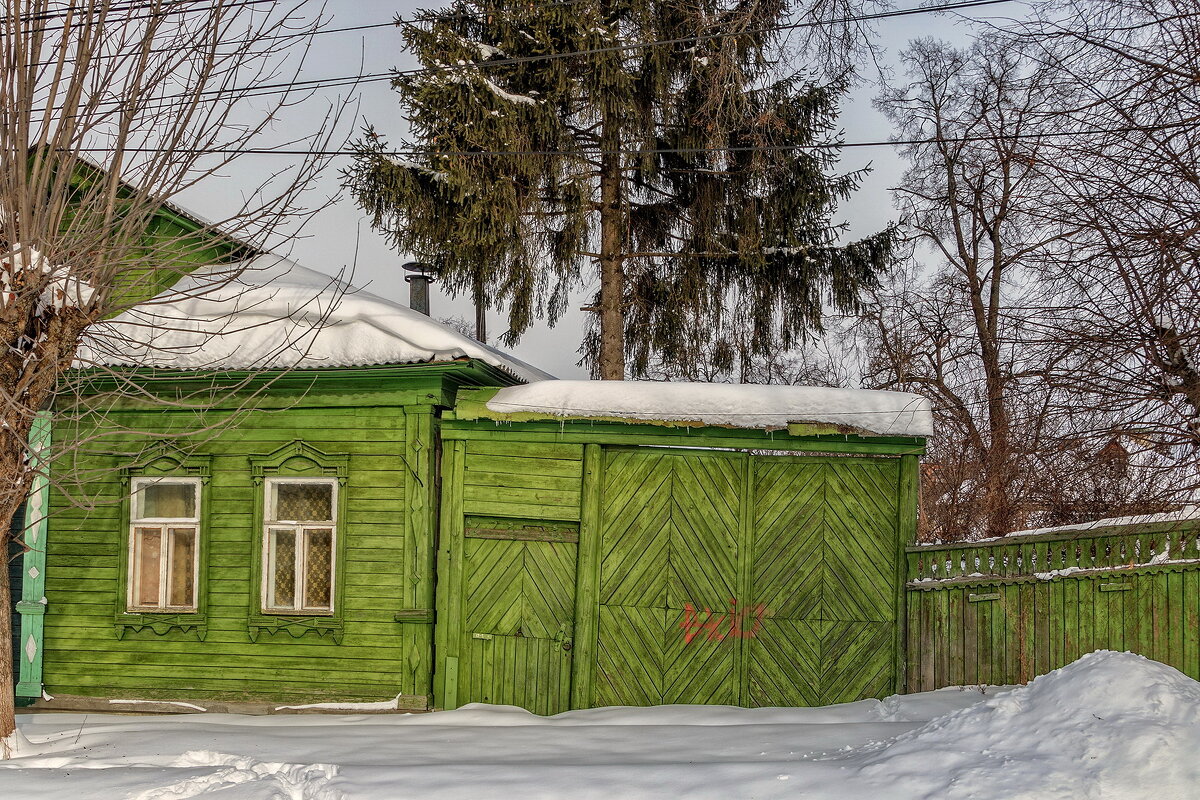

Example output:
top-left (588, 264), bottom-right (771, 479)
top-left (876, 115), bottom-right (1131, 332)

top-left (60, 117), bottom-right (1198, 158)
top-left (0, 0), bottom-right (277, 35)
top-left (36, 0), bottom-right (1017, 119)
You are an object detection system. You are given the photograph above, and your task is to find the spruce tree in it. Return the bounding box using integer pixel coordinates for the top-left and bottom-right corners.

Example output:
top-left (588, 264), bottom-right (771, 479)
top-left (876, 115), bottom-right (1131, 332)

top-left (347, 0), bottom-right (893, 380)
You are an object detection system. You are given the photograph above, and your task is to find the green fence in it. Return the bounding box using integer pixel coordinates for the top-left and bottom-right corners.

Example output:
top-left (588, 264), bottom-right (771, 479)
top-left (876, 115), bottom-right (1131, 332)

top-left (905, 517), bottom-right (1200, 691)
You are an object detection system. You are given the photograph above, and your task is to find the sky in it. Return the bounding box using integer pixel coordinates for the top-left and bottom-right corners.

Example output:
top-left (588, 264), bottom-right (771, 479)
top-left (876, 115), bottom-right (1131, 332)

top-left (181, 0), bottom-right (1003, 379)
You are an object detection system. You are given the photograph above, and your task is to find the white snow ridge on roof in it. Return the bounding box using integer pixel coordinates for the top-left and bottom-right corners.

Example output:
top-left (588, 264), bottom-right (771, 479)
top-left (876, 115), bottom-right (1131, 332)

top-left (487, 380), bottom-right (933, 436)
top-left (79, 255), bottom-right (554, 382)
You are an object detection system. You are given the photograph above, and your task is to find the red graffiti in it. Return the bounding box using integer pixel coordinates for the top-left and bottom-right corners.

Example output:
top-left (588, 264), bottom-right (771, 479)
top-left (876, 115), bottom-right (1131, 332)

top-left (680, 600), bottom-right (769, 643)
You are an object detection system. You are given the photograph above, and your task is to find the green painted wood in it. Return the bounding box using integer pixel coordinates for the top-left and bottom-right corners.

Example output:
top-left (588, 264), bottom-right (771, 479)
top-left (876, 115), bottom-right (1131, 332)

top-left (895, 454), bottom-right (918, 694)
top-left (593, 450), bottom-right (747, 707)
top-left (40, 400), bottom-right (438, 705)
top-left (454, 527), bottom-right (577, 713)
top-left (570, 444), bottom-right (604, 709)
top-left (749, 457), bottom-right (900, 705)
top-left (589, 450), bottom-right (904, 709)
top-left (16, 411), bottom-right (51, 697)
top-left (907, 521), bottom-right (1200, 691)
top-left (434, 440), bottom-right (467, 709)
top-left (403, 405), bottom-right (437, 702)
top-left (444, 424), bottom-right (927, 455)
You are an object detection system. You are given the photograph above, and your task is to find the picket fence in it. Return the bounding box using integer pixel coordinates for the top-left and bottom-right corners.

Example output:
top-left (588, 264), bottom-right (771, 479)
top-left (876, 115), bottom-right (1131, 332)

top-left (905, 517), bottom-right (1200, 691)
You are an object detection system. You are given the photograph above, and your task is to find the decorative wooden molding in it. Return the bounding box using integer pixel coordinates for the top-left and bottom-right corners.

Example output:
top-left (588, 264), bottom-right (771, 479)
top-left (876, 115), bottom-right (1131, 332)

top-left (249, 440), bottom-right (350, 485)
top-left (115, 612), bottom-right (208, 641)
top-left (247, 614), bottom-right (343, 644)
top-left (247, 441), bottom-right (350, 636)
top-left (394, 609), bottom-right (435, 624)
top-left (15, 411), bottom-right (51, 699)
top-left (120, 442), bottom-right (212, 479)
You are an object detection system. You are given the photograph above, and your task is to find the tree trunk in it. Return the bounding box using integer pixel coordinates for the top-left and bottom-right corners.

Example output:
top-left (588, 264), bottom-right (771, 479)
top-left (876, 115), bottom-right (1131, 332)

top-left (597, 105), bottom-right (625, 381)
top-left (0, 531), bottom-right (14, 758)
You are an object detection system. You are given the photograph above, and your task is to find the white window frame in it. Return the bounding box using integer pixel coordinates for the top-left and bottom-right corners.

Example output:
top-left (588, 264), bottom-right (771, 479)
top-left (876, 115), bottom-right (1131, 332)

top-left (261, 477), bottom-right (338, 615)
top-left (128, 476), bottom-right (201, 613)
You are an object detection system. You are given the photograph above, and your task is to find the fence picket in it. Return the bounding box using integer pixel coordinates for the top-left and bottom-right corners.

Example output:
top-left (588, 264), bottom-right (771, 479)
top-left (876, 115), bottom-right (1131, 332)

top-left (906, 519), bottom-right (1200, 691)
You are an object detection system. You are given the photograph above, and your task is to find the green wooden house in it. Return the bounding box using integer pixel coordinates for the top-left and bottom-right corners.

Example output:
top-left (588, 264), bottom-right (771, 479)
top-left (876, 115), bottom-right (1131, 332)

top-left (13, 253), bottom-right (930, 714)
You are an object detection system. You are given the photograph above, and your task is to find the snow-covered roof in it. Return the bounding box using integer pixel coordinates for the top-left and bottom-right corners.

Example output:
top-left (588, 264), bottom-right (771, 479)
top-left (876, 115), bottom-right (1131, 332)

top-left (485, 380), bottom-right (933, 437)
top-left (1003, 506), bottom-right (1200, 538)
top-left (78, 255), bottom-right (554, 383)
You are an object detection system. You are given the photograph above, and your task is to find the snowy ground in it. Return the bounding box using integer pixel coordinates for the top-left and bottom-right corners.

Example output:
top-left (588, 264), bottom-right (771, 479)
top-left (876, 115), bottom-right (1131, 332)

top-left (3, 651), bottom-right (1198, 799)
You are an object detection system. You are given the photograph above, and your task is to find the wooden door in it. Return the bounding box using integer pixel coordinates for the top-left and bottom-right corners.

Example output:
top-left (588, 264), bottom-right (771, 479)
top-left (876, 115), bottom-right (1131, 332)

top-left (749, 457), bottom-right (900, 706)
top-left (591, 450), bottom-right (901, 709)
top-left (456, 525), bottom-right (577, 715)
top-left (594, 449), bottom-right (744, 706)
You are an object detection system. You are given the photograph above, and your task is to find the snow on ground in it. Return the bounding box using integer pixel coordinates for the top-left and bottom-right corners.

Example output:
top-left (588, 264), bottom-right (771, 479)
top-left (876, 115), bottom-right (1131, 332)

top-left (487, 380), bottom-right (933, 437)
top-left (3, 652), bottom-right (1197, 799)
top-left (76, 255), bottom-right (554, 382)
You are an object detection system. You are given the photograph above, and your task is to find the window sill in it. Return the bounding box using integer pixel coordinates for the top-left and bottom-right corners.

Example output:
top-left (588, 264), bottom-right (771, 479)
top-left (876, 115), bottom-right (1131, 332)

top-left (115, 612), bottom-right (207, 640)
top-left (248, 613), bottom-right (343, 644)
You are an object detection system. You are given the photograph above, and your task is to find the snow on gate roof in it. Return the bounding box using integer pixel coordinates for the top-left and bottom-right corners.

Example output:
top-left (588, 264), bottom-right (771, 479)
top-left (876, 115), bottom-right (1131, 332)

top-left (78, 254), bottom-right (555, 383)
top-left (486, 380), bottom-right (933, 437)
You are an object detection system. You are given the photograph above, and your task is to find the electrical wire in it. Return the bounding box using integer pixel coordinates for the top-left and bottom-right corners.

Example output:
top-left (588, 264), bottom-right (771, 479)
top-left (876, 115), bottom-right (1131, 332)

top-left (58, 117), bottom-right (1198, 158)
top-left (20, 0), bottom-right (1018, 117)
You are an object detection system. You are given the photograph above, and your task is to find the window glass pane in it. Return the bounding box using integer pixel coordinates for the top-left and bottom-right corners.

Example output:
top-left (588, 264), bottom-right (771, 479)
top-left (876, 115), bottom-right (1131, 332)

top-left (140, 482), bottom-right (196, 519)
top-left (269, 528), bottom-right (296, 609)
top-left (167, 528), bottom-right (196, 608)
top-left (134, 527), bottom-right (162, 607)
top-left (274, 482), bottom-right (332, 522)
top-left (304, 528), bottom-right (333, 610)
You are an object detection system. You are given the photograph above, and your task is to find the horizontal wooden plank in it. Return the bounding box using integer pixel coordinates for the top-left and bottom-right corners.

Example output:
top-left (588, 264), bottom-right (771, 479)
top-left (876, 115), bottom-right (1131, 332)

top-left (461, 469), bottom-right (583, 493)
top-left (465, 527), bottom-right (579, 544)
top-left (462, 484), bottom-right (581, 509)
top-left (459, 499), bottom-right (581, 522)
top-left (464, 439), bottom-right (584, 461)
top-left (447, 425), bottom-right (924, 454)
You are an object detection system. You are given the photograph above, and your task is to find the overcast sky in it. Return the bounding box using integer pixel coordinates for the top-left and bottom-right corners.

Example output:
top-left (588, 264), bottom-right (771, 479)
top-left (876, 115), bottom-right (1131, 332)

top-left (182, 0), bottom-right (1008, 379)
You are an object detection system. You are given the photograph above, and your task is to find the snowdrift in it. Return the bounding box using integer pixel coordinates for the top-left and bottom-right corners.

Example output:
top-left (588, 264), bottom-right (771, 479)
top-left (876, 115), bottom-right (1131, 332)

top-left (3, 651), bottom-right (1197, 799)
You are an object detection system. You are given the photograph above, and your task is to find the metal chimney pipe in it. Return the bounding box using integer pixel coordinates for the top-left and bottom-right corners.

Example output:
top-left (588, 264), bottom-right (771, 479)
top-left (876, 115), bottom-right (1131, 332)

top-left (403, 261), bottom-right (437, 316)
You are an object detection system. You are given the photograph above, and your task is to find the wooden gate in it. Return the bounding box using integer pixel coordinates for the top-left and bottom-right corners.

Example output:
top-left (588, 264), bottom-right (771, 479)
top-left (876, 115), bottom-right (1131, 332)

top-left (592, 450), bottom-right (901, 708)
top-left (748, 457), bottom-right (899, 706)
top-left (453, 522), bottom-right (578, 714)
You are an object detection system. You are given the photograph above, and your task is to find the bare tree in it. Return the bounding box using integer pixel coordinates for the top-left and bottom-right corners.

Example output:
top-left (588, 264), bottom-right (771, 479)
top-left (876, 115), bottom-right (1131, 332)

top-left (1003, 0), bottom-right (1200, 495)
top-left (0, 1), bottom-right (343, 755)
top-left (871, 36), bottom-right (1071, 539)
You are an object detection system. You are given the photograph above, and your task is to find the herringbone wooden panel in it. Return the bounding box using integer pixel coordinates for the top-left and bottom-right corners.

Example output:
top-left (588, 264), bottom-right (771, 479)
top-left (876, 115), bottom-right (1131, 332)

top-left (821, 620), bottom-right (894, 702)
top-left (669, 455), bottom-right (741, 610)
top-left (752, 461), bottom-right (824, 619)
top-left (822, 462), bottom-right (899, 624)
top-left (459, 534), bottom-right (577, 713)
top-left (464, 538), bottom-right (526, 635)
top-left (748, 457), bottom-right (900, 706)
top-left (747, 618), bottom-right (822, 707)
top-left (593, 605), bottom-right (666, 707)
top-left (594, 451), bottom-right (900, 709)
top-left (664, 605), bottom-right (738, 705)
top-left (596, 452), bottom-right (743, 706)
top-left (599, 451), bottom-right (674, 609)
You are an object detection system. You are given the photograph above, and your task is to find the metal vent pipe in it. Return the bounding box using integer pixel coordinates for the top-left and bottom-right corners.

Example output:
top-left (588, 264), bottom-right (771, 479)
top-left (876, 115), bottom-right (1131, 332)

top-left (403, 261), bottom-right (437, 316)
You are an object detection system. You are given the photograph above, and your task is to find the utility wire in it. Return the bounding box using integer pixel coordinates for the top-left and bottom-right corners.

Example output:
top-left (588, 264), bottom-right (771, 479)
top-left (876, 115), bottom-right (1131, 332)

top-left (60, 117), bottom-right (1198, 158)
top-left (1, 0), bottom-right (277, 34)
top-left (27, 0), bottom-right (1017, 118)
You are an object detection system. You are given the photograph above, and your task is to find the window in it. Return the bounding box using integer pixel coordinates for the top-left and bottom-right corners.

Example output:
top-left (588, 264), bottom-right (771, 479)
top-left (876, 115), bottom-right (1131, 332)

top-left (128, 477), bottom-right (201, 612)
top-left (262, 478), bottom-right (337, 614)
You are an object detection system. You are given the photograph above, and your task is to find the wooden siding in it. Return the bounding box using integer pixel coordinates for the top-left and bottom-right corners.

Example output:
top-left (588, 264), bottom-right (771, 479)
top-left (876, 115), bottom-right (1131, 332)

top-left (42, 404), bottom-right (428, 705)
top-left (906, 520), bottom-right (1200, 690)
top-left (437, 421), bottom-right (915, 713)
